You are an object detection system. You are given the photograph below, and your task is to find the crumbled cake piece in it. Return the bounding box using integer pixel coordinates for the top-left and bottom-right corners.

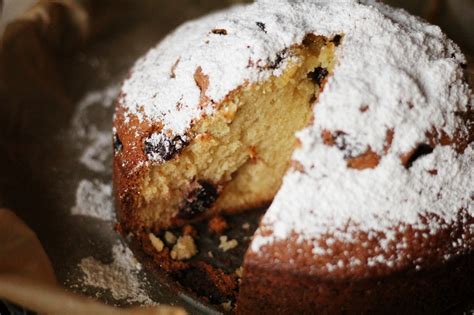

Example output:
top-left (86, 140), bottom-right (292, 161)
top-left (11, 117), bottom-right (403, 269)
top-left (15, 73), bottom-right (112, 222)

top-left (235, 267), bottom-right (243, 277)
top-left (148, 233), bottom-right (164, 253)
top-left (208, 251), bottom-right (214, 258)
top-left (242, 222), bottom-right (250, 230)
top-left (219, 236), bottom-right (238, 252)
top-left (164, 231), bottom-right (177, 245)
top-left (221, 301), bottom-right (233, 312)
top-left (170, 235), bottom-right (198, 260)
top-left (208, 216), bottom-right (228, 234)
top-left (178, 180), bottom-right (218, 220)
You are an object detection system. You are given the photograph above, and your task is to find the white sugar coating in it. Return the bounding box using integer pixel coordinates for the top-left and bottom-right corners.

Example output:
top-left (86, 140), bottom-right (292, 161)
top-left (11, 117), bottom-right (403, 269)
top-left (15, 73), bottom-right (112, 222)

top-left (253, 145), bottom-right (473, 251)
top-left (71, 84), bottom-right (119, 172)
top-left (71, 179), bottom-right (114, 221)
top-left (120, 1), bottom-right (303, 134)
top-left (120, 0), bottom-right (473, 261)
top-left (246, 1), bottom-right (473, 256)
top-left (72, 84), bottom-right (119, 138)
top-left (79, 131), bottom-right (112, 173)
top-left (78, 242), bottom-right (155, 305)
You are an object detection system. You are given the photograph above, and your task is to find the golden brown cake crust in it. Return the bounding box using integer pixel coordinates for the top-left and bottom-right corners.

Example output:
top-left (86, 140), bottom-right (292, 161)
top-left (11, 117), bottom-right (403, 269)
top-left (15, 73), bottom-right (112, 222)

top-left (113, 95), bottom-right (147, 232)
top-left (238, 253), bottom-right (474, 314)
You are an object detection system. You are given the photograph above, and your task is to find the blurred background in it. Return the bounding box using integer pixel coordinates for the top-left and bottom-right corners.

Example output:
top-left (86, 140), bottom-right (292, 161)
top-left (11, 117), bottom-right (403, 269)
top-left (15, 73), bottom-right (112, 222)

top-left (1, 0), bottom-right (474, 55)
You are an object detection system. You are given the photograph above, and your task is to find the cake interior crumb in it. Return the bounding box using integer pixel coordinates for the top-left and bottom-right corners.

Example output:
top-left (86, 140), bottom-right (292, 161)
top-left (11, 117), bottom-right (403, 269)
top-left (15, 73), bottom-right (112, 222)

top-left (171, 235), bottom-right (198, 260)
top-left (219, 235), bottom-right (239, 252)
top-left (164, 231), bottom-right (177, 245)
top-left (221, 301), bottom-right (233, 311)
top-left (139, 35), bottom-right (337, 228)
top-left (149, 233), bottom-right (164, 253)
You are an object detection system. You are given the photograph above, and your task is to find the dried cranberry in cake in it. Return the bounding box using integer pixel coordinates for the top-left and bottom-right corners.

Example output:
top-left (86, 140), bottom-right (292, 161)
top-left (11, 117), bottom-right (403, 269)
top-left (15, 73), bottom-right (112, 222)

top-left (267, 49), bottom-right (288, 69)
top-left (211, 29), bottom-right (228, 35)
top-left (113, 131), bottom-right (122, 153)
top-left (256, 21), bottom-right (266, 33)
top-left (331, 34), bottom-right (342, 46)
top-left (308, 66), bottom-right (329, 86)
top-left (178, 181), bottom-right (219, 219)
top-left (401, 143), bottom-right (434, 168)
top-left (144, 132), bottom-right (187, 162)
top-left (208, 216), bottom-right (229, 234)
top-left (321, 130), bottom-right (383, 168)
top-left (182, 224), bottom-right (198, 238)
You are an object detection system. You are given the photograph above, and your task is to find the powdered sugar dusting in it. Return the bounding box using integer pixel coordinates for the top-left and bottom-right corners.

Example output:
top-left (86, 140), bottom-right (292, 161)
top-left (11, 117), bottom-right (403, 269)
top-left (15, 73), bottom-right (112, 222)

top-left (78, 242), bottom-right (155, 305)
top-left (119, 0), bottom-right (472, 270)
top-left (79, 131), bottom-right (112, 173)
top-left (71, 179), bottom-right (114, 221)
top-left (71, 84), bottom-right (120, 172)
top-left (246, 1), bottom-right (473, 263)
top-left (72, 84), bottom-right (119, 138)
top-left (68, 84), bottom-right (155, 305)
top-left (120, 3), bottom-right (304, 137)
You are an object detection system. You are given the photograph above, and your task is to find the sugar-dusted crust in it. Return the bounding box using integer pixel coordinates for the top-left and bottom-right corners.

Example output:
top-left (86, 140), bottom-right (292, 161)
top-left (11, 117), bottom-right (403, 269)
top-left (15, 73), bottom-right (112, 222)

top-left (239, 105), bottom-right (473, 313)
top-left (113, 96), bottom-right (148, 232)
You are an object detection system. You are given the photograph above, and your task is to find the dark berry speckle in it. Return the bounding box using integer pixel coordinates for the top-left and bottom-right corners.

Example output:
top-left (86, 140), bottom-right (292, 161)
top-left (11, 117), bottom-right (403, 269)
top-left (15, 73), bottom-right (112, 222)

top-left (404, 144), bottom-right (434, 169)
top-left (268, 49), bottom-right (288, 69)
top-left (308, 67), bottom-right (329, 86)
top-left (178, 181), bottom-right (218, 219)
top-left (332, 34), bottom-right (342, 46)
top-left (211, 29), bottom-right (228, 35)
top-left (144, 133), bottom-right (187, 162)
top-left (113, 132), bottom-right (123, 153)
top-left (256, 22), bottom-right (267, 33)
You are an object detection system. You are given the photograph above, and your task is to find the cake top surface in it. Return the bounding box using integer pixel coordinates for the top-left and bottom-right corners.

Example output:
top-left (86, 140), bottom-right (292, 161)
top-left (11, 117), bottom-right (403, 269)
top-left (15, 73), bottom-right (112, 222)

top-left (120, 0), bottom-right (473, 271)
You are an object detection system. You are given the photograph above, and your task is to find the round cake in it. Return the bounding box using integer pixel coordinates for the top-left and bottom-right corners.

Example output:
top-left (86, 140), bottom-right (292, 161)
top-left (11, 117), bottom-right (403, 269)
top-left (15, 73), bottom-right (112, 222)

top-left (113, 0), bottom-right (473, 313)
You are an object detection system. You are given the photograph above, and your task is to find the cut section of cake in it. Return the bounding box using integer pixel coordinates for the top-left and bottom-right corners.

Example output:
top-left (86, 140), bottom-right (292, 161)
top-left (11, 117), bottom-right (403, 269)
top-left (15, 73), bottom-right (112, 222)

top-left (115, 33), bottom-right (337, 231)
